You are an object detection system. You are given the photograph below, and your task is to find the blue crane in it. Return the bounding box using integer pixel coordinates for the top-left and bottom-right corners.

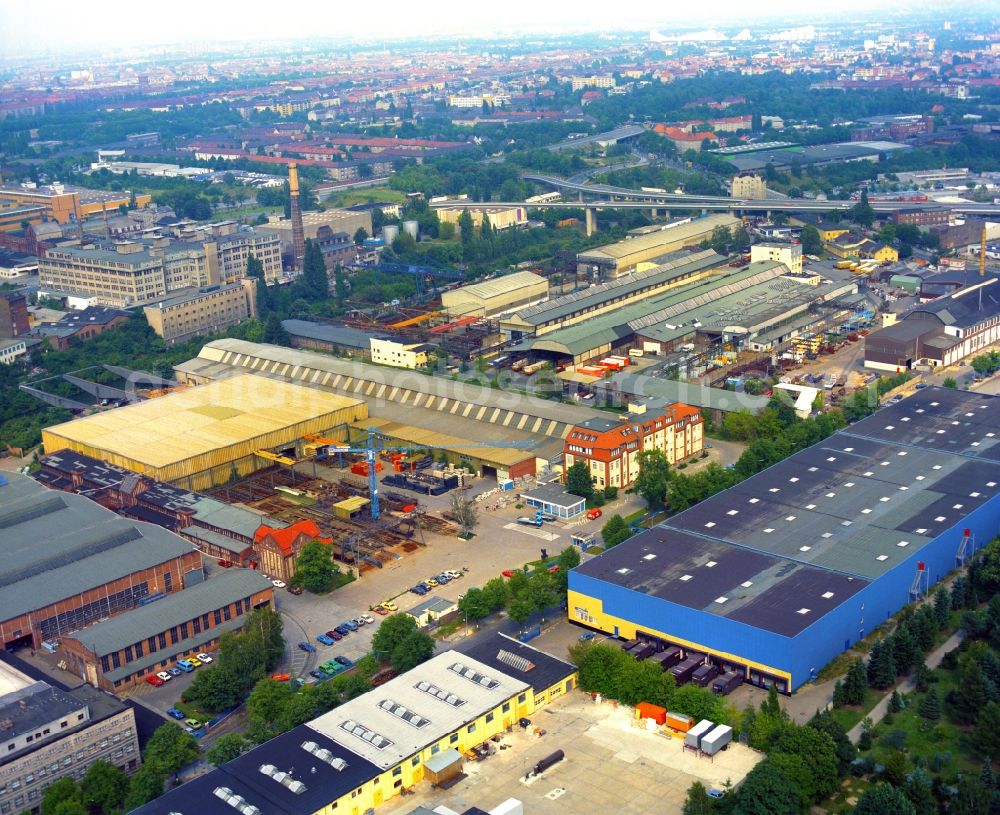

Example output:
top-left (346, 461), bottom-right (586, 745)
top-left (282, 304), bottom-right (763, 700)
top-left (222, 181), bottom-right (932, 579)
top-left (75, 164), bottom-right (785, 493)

top-left (317, 428), bottom-right (535, 520)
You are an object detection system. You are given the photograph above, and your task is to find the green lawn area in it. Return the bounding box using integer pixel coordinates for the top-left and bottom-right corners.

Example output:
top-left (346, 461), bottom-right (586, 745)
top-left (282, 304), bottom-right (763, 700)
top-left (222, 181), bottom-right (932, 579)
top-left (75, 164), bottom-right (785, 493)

top-left (173, 697), bottom-right (213, 726)
top-left (830, 687), bottom-right (882, 732)
top-left (328, 188), bottom-right (404, 207)
top-left (330, 571), bottom-right (355, 590)
top-left (865, 670), bottom-right (977, 778)
top-left (823, 776), bottom-right (875, 814)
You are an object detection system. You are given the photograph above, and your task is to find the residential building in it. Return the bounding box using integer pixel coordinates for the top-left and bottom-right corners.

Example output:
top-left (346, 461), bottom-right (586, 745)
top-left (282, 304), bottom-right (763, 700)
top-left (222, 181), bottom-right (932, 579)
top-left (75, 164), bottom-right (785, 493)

top-left (0, 665), bottom-right (139, 815)
top-left (563, 403), bottom-right (703, 490)
top-left (143, 280), bottom-right (256, 344)
top-left (825, 233), bottom-right (869, 259)
top-left (892, 208), bottom-right (949, 227)
top-left (0, 473), bottom-right (203, 652)
top-left (0, 291), bottom-right (29, 338)
top-left (750, 242), bottom-right (803, 274)
top-left (863, 243), bottom-right (899, 263)
top-left (569, 75), bottom-right (616, 91)
top-left (731, 173), bottom-right (767, 200)
top-left (447, 93), bottom-right (510, 108)
top-left (370, 338), bottom-right (433, 369)
top-left (652, 124), bottom-right (718, 152)
top-left (0, 339), bottom-right (27, 364)
top-left (253, 520), bottom-right (333, 583)
top-left (61, 570), bottom-right (274, 692)
top-left (436, 206), bottom-right (527, 232)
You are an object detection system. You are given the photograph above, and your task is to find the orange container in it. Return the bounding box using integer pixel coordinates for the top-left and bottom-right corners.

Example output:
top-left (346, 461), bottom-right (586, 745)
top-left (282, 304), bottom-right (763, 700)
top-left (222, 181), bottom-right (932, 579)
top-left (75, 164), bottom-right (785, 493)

top-left (664, 712), bottom-right (695, 733)
top-left (636, 702), bottom-right (667, 724)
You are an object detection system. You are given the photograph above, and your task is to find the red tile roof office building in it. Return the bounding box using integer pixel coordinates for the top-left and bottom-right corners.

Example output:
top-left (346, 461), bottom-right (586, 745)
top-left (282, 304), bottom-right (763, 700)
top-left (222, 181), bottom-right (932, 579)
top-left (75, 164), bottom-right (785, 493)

top-left (563, 403), bottom-right (703, 490)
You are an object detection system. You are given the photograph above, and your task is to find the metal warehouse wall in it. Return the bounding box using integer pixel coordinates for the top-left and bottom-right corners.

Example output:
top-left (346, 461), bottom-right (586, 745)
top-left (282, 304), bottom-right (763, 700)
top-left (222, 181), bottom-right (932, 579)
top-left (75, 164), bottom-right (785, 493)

top-left (569, 491), bottom-right (1000, 692)
top-left (787, 492), bottom-right (1000, 687)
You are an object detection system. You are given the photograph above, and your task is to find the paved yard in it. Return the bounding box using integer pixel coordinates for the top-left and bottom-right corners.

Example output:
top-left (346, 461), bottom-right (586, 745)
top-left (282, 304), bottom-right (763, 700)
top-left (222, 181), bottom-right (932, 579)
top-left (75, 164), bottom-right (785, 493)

top-left (378, 692), bottom-right (761, 815)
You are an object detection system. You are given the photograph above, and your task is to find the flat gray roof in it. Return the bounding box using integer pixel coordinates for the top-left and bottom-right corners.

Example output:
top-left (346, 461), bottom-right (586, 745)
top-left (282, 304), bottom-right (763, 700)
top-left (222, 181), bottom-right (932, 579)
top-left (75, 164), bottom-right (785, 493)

top-left (66, 570), bottom-right (271, 659)
top-left (0, 475), bottom-right (196, 623)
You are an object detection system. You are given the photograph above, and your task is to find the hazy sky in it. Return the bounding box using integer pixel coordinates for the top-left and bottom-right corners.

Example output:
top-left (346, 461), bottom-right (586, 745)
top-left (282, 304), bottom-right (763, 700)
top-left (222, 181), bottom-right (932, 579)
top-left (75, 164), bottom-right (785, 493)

top-left (0, 0), bottom-right (955, 57)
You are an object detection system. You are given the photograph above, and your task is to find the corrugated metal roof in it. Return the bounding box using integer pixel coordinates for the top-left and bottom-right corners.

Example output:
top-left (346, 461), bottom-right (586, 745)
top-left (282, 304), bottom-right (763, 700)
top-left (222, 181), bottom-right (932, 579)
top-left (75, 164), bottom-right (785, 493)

top-left (576, 215), bottom-right (738, 262)
top-left (0, 474), bottom-right (195, 621)
top-left (67, 569), bottom-right (272, 659)
top-left (446, 271), bottom-right (546, 301)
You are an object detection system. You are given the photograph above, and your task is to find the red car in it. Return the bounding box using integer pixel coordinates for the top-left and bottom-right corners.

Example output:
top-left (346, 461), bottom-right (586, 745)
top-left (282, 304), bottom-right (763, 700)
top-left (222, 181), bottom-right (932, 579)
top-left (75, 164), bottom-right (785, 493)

top-left (271, 673), bottom-right (291, 682)
top-left (145, 675), bottom-right (165, 687)
top-left (586, 508), bottom-right (603, 520)
top-left (325, 630), bottom-right (343, 641)
top-left (547, 564), bottom-right (561, 574)
top-left (218, 560), bottom-right (232, 568)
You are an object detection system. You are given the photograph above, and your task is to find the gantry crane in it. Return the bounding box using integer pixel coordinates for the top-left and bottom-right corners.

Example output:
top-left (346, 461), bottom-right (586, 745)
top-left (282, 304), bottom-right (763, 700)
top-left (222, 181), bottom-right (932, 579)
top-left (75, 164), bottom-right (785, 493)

top-left (304, 428), bottom-right (534, 519)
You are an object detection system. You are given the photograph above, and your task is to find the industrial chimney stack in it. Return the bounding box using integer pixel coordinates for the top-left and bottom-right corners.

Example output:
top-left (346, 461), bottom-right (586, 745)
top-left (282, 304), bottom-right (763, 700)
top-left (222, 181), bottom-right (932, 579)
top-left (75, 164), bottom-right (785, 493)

top-left (288, 162), bottom-right (306, 270)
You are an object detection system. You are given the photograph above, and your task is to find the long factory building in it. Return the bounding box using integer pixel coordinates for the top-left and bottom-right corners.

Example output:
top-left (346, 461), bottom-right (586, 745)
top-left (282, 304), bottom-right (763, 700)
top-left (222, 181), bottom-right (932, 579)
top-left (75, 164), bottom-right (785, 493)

top-left (133, 637), bottom-right (577, 815)
top-left (569, 387), bottom-right (1000, 692)
top-left (171, 338), bottom-right (618, 482)
top-left (511, 260), bottom-right (857, 365)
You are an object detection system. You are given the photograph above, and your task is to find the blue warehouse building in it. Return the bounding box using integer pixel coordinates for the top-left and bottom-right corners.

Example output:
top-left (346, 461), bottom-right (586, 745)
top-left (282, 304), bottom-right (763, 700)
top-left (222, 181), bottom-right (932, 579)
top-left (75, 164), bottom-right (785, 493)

top-left (568, 387), bottom-right (1000, 692)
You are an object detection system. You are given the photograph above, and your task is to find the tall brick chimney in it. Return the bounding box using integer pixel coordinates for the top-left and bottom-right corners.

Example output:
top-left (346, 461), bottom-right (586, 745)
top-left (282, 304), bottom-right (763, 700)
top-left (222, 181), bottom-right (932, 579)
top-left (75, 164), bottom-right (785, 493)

top-left (288, 162), bottom-right (305, 270)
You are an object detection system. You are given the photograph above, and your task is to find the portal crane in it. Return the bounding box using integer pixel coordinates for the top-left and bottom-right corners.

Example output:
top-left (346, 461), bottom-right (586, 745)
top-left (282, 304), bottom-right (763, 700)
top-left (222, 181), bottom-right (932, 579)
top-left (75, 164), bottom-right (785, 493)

top-left (314, 427), bottom-right (534, 519)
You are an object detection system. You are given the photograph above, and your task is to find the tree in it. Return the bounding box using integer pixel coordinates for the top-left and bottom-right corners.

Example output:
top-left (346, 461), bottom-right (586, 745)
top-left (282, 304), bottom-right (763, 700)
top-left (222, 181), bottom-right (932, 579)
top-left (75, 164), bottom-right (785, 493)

top-left (391, 629), bottom-right (436, 673)
top-left (952, 660), bottom-right (989, 725)
top-left (903, 769), bottom-right (937, 815)
top-left (682, 781), bottom-right (714, 815)
top-left (206, 732), bottom-right (248, 766)
top-left (871, 640), bottom-right (898, 690)
top-left (800, 225), bottom-right (823, 256)
top-left (122, 764), bottom-right (164, 811)
top-left (843, 657), bottom-right (868, 706)
top-left (294, 540), bottom-right (339, 593)
top-left (372, 613), bottom-right (420, 660)
top-left (263, 313), bottom-right (290, 345)
top-left (507, 593), bottom-right (536, 628)
top-left (80, 760), bottom-right (127, 813)
top-left (854, 783), bottom-right (916, 815)
top-left (974, 701), bottom-right (1000, 756)
top-left (144, 722), bottom-right (200, 777)
top-left (301, 238), bottom-right (329, 297)
top-left (245, 252), bottom-right (265, 279)
top-left (951, 775), bottom-right (993, 815)
top-left (565, 461), bottom-right (594, 499)
top-left (808, 710), bottom-right (855, 775)
top-left (42, 777), bottom-right (85, 815)
top-left (334, 263), bottom-right (349, 304)
top-left (732, 758), bottom-right (802, 815)
top-left (889, 690), bottom-right (903, 714)
top-left (634, 449), bottom-right (671, 507)
top-left (553, 546), bottom-right (581, 592)
top-left (481, 577), bottom-right (510, 611)
top-left (353, 227), bottom-right (369, 245)
top-left (458, 209), bottom-right (475, 244)
top-left (772, 725), bottom-right (840, 802)
top-left (458, 587), bottom-right (493, 621)
top-left (449, 491), bottom-right (479, 538)
top-left (601, 514), bottom-right (632, 548)
top-left (943, 377), bottom-right (958, 389)
top-left (852, 189), bottom-right (875, 228)
top-left (918, 686), bottom-right (940, 721)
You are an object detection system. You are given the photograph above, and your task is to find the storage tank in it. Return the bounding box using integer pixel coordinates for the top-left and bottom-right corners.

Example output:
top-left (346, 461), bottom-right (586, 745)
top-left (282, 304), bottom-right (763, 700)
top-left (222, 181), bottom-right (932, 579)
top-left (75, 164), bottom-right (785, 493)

top-left (381, 224), bottom-right (399, 245)
top-left (533, 750), bottom-right (565, 775)
top-left (403, 220), bottom-right (419, 239)
top-left (701, 724), bottom-right (733, 755)
top-left (684, 719), bottom-right (715, 749)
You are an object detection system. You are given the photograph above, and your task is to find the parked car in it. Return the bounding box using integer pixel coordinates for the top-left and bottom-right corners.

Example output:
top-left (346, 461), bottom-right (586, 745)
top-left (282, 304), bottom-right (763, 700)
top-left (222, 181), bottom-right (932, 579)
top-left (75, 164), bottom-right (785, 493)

top-left (374, 604), bottom-right (390, 614)
top-left (707, 789), bottom-right (725, 800)
top-left (145, 675), bottom-right (164, 687)
top-left (334, 625), bottom-right (351, 636)
top-left (436, 574), bottom-right (451, 584)
top-left (417, 582), bottom-right (432, 592)
top-left (334, 656), bottom-right (354, 669)
top-left (187, 657), bottom-right (202, 668)
top-left (360, 614), bottom-right (375, 625)
top-left (547, 564), bottom-right (561, 574)
top-left (425, 577), bottom-right (439, 587)
top-left (287, 585), bottom-right (303, 595)
top-left (343, 620), bottom-right (359, 631)
top-left (297, 642), bottom-right (317, 653)
top-left (316, 633), bottom-right (335, 646)
top-left (218, 560), bottom-right (232, 568)
top-left (309, 670), bottom-right (330, 681)
top-left (176, 660), bottom-right (195, 672)
top-left (352, 617), bottom-right (366, 627)
top-left (272, 580), bottom-right (286, 589)
top-left (586, 508), bottom-right (603, 520)
top-left (196, 653), bottom-right (212, 663)
top-left (167, 668), bottom-right (182, 678)
top-left (156, 671), bottom-right (172, 682)
top-left (183, 718), bottom-right (203, 730)
top-left (325, 630), bottom-right (343, 641)
top-left (444, 570), bottom-right (462, 580)
top-left (166, 707), bottom-right (185, 720)
top-left (579, 632), bottom-right (596, 641)
top-left (271, 673), bottom-right (291, 682)
top-left (382, 600), bottom-right (398, 611)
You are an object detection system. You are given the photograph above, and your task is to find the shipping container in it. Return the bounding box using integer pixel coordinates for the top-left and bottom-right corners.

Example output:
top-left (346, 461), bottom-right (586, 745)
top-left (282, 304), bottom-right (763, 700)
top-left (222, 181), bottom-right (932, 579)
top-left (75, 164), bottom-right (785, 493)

top-left (671, 657), bottom-right (702, 685)
top-left (712, 671), bottom-right (743, 696)
top-left (631, 642), bottom-right (655, 661)
top-left (636, 702), bottom-right (667, 725)
top-left (650, 646), bottom-right (682, 671)
top-left (664, 712), bottom-right (695, 733)
top-left (620, 638), bottom-right (640, 652)
top-left (692, 663), bottom-right (720, 687)
top-left (533, 750), bottom-right (565, 775)
top-left (684, 719), bottom-right (715, 750)
top-left (701, 724), bottom-right (733, 755)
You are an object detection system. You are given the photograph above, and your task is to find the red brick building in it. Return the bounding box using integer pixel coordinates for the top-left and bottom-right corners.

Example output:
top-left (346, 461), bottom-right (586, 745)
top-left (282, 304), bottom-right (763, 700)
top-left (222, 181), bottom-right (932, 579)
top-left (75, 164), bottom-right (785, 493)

top-left (563, 403), bottom-right (703, 490)
top-left (0, 473), bottom-right (203, 651)
top-left (254, 519), bottom-right (333, 581)
top-left (62, 570), bottom-right (274, 692)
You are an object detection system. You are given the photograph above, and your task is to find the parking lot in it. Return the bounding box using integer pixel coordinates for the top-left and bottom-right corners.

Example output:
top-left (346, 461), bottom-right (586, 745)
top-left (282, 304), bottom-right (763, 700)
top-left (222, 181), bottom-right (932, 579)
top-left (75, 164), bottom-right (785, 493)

top-left (377, 690), bottom-right (762, 815)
